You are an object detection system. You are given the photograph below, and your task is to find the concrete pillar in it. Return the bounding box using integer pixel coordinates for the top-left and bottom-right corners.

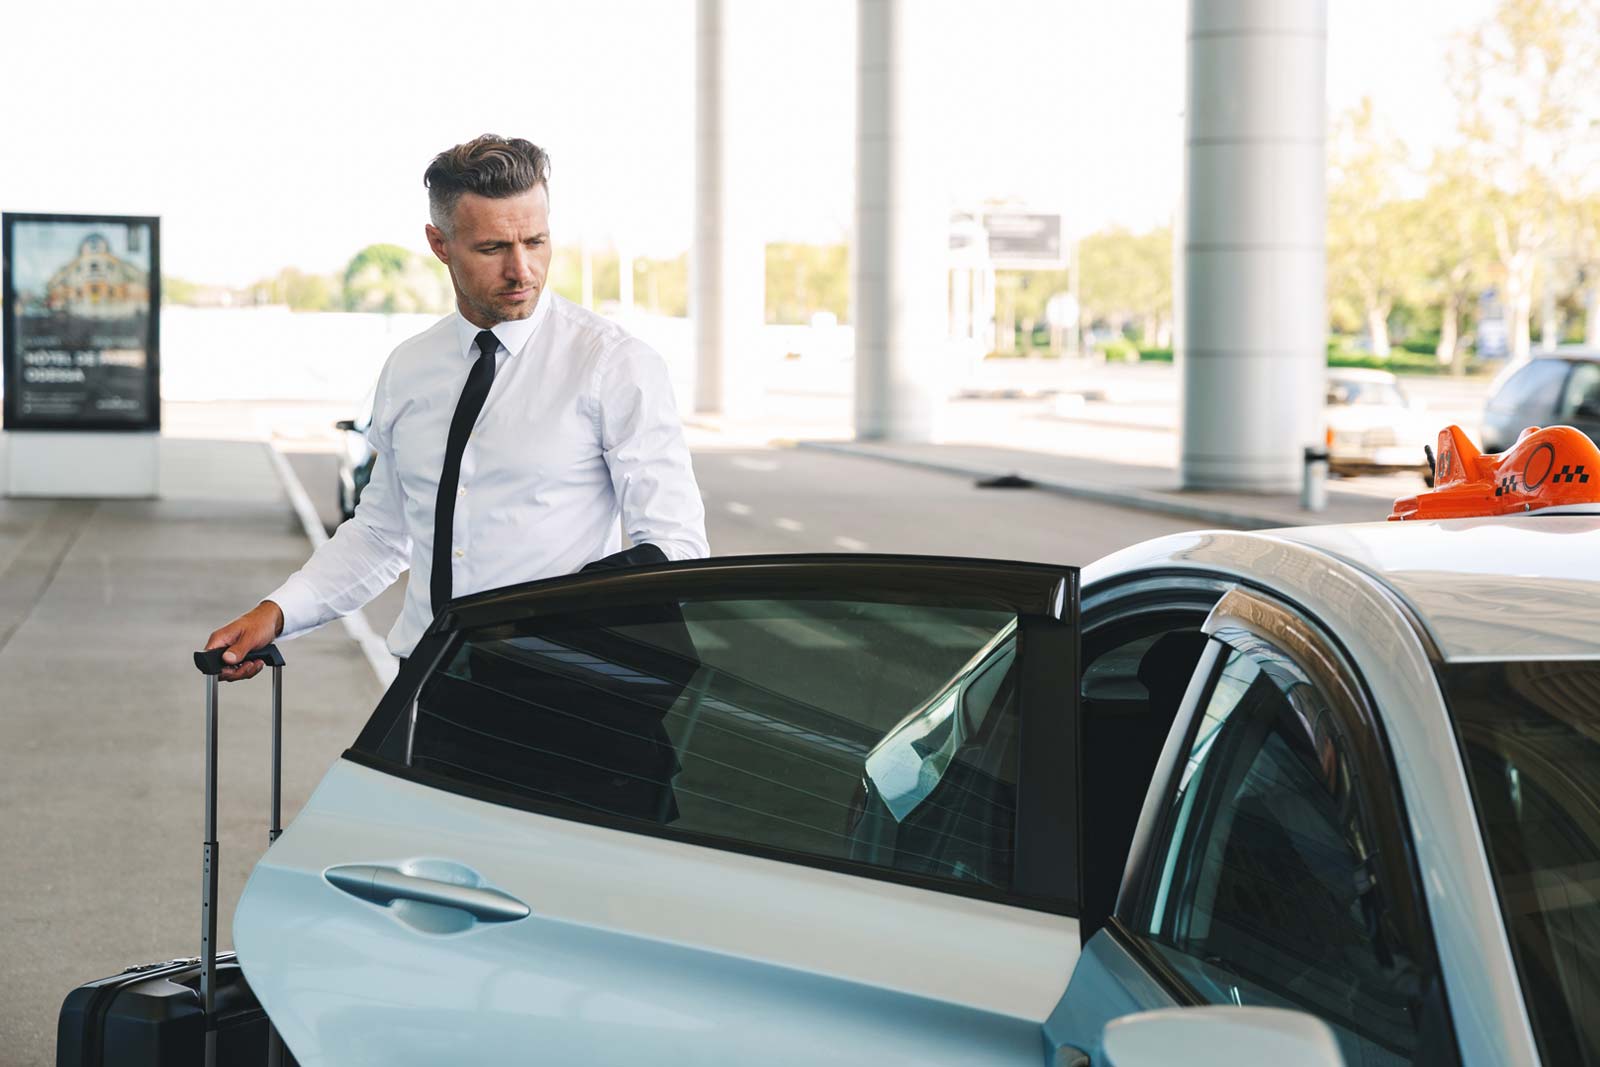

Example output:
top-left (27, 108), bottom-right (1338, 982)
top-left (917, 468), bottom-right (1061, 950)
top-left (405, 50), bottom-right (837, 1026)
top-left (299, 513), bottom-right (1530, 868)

top-left (1180, 0), bottom-right (1326, 491)
top-left (693, 0), bottom-right (763, 416)
top-left (853, 0), bottom-right (944, 441)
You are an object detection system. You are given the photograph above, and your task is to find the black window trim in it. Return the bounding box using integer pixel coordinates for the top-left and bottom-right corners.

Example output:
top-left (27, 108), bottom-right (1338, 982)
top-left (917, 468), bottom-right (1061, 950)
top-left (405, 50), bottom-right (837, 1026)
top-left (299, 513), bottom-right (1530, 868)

top-left (346, 553), bottom-right (1082, 917)
top-left (1112, 580), bottom-right (1461, 1063)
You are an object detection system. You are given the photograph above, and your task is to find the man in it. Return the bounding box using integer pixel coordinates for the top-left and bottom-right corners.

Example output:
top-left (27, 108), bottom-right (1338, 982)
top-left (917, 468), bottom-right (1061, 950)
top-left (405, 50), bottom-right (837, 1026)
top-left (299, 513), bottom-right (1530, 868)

top-left (205, 135), bottom-right (708, 680)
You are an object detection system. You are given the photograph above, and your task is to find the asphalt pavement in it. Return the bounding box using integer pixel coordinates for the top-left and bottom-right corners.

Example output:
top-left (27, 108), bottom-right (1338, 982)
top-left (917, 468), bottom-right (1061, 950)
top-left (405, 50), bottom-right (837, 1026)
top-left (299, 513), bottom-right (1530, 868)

top-left (0, 441), bottom-right (383, 1065)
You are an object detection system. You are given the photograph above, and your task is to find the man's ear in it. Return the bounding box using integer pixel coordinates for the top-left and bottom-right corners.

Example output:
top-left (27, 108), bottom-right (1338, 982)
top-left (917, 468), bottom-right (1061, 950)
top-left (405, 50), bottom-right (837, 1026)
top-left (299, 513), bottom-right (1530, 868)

top-left (424, 223), bottom-right (450, 265)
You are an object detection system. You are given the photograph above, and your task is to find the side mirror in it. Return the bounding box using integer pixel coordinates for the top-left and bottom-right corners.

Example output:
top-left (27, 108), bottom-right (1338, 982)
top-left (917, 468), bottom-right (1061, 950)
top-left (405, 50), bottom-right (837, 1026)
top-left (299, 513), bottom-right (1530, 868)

top-left (1102, 1006), bottom-right (1344, 1067)
top-left (334, 419), bottom-right (358, 432)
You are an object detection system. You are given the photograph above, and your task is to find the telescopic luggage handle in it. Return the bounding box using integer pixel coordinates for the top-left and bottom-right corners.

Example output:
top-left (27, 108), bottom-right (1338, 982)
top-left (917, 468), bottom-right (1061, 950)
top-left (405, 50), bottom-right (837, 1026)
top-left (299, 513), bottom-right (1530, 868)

top-left (193, 644), bottom-right (286, 675)
top-left (192, 643), bottom-right (288, 1067)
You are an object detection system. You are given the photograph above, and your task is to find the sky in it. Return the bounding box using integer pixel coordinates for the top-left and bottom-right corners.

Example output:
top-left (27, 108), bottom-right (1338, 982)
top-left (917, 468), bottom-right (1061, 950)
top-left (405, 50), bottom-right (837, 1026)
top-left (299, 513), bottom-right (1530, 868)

top-left (1, 0), bottom-right (1497, 287)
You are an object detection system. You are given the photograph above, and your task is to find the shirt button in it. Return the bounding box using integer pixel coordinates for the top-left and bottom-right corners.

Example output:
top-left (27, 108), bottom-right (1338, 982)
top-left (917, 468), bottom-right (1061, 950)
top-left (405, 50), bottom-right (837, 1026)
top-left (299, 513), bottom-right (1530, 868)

top-left (458, 487), bottom-right (467, 497)
top-left (454, 548), bottom-right (465, 559)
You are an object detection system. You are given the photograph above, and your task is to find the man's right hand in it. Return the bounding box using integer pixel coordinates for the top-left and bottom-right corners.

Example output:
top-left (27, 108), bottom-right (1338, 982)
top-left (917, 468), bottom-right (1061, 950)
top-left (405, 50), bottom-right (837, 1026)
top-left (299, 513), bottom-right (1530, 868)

top-left (204, 602), bottom-right (285, 682)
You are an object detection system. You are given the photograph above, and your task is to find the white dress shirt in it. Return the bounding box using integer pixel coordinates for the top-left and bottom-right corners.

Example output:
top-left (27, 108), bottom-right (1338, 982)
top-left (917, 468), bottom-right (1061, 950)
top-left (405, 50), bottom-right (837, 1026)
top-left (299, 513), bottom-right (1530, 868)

top-left (267, 292), bottom-right (708, 656)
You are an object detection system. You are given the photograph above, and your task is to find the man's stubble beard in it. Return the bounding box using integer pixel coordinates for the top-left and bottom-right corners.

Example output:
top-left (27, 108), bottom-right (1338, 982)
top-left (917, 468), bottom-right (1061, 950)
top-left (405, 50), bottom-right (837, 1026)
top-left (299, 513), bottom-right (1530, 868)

top-left (457, 281), bottom-right (539, 327)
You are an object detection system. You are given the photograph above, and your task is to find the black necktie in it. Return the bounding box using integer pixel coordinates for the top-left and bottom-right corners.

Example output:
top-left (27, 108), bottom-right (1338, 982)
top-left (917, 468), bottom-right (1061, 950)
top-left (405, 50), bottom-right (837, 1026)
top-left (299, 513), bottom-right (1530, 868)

top-left (431, 329), bottom-right (498, 615)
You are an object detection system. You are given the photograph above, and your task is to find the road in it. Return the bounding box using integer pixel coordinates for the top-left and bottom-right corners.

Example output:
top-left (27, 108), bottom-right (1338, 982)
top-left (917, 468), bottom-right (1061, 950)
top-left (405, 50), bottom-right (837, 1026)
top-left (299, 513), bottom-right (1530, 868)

top-left (285, 443), bottom-right (1231, 646)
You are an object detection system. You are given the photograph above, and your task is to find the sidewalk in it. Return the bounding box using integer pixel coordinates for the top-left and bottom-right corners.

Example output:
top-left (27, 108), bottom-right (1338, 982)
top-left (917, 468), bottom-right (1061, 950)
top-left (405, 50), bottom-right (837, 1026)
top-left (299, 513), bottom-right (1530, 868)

top-left (798, 440), bottom-right (1399, 529)
top-left (0, 438), bottom-right (382, 1065)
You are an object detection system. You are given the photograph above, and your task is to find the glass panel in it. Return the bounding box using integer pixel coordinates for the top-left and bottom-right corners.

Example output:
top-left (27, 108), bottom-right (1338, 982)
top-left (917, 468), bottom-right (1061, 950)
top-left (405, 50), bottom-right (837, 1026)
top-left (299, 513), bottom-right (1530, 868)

top-left (1140, 645), bottom-right (1423, 1065)
top-left (1493, 359), bottom-right (1569, 415)
top-left (409, 597), bottom-right (1022, 891)
top-left (1559, 362), bottom-right (1600, 420)
top-left (1445, 661), bottom-right (1600, 1067)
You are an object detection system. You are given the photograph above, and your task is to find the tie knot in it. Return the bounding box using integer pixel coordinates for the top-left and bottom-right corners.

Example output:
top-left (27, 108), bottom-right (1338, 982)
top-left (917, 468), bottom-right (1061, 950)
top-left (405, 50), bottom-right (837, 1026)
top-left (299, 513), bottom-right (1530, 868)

top-left (475, 330), bottom-right (499, 360)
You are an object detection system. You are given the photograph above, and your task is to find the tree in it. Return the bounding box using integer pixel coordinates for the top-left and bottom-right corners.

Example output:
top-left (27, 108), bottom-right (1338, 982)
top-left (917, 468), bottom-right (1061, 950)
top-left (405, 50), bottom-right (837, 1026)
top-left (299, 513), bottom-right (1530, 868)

top-left (1076, 226), bottom-right (1172, 345)
top-left (635, 254), bottom-right (689, 317)
top-left (342, 244), bottom-right (452, 314)
top-left (1415, 151), bottom-right (1496, 369)
top-left (1327, 99), bottom-right (1418, 357)
top-left (765, 243), bottom-right (849, 324)
top-left (1450, 0), bottom-right (1599, 361)
top-left (250, 267), bottom-right (341, 311)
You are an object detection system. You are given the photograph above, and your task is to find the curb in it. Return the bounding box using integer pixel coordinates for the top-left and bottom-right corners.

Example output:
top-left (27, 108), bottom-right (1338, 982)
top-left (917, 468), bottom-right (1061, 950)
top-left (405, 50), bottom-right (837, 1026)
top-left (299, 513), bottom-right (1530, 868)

top-left (796, 441), bottom-right (1331, 531)
top-left (263, 441), bottom-right (398, 688)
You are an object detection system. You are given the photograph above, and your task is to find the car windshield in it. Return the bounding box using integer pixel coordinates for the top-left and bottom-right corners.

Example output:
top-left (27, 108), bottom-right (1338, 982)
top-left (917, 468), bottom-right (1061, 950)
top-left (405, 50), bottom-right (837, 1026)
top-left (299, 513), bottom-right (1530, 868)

top-left (1443, 660), bottom-right (1600, 1066)
top-left (1327, 380), bottom-right (1406, 407)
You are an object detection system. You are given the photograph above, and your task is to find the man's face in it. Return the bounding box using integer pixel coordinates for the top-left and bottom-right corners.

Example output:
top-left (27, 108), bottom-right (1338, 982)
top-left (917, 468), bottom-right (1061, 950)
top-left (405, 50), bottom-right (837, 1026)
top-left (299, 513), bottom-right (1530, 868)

top-left (426, 186), bottom-right (552, 327)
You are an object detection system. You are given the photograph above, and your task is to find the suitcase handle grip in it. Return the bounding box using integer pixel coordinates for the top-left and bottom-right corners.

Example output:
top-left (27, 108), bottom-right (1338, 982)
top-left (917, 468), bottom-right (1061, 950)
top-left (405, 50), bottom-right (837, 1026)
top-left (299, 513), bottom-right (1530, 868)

top-left (193, 644), bottom-right (286, 675)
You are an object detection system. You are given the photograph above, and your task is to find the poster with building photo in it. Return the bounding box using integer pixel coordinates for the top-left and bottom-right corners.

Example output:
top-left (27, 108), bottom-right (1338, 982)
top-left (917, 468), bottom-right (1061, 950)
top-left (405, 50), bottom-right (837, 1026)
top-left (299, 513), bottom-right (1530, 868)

top-left (3, 213), bottom-right (160, 431)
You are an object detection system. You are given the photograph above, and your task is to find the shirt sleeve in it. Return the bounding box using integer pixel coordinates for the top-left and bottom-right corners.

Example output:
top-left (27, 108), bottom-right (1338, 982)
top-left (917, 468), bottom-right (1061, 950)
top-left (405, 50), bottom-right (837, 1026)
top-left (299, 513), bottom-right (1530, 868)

top-left (264, 365), bottom-right (412, 639)
top-left (597, 338), bottom-right (709, 562)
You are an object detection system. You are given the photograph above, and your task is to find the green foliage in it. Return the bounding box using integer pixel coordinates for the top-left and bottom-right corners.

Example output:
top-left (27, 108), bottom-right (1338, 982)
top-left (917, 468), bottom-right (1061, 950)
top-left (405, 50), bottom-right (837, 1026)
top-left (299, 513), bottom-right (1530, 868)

top-left (1100, 337), bottom-right (1139, 363)
top-left (1078, 226), bottom-right (1172, 337)
top-left (546, 248), bottom-right (688, 316)
top-left (766, 243), bottom-right (849, 324)
top-left (1327, 343), bottom-right (1486, 376)
top-left (161, 275), bottom-right (202, 305)
top-left (547, 247), bottom-right (583, 304)
top-left (634, 254), bottom-right (689, 317)
top-left (342, 244), bottom-right (452, 314)
top-left (249, 267), bottom-right (342, 311)
top-left (998, 267), bottom-right (1073, 324)
top-left (1138, 348), bottom-right (1174, 363)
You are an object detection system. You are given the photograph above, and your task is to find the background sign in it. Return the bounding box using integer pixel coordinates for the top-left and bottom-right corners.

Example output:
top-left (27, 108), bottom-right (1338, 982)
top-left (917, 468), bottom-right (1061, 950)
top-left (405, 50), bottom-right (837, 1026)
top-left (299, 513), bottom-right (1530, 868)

top-left (981, 211), bottom-right (1063, 269)
top-left (947, 209), bottom-right (1065, 270)
top-left (3, 213), bottom-right (161, 431)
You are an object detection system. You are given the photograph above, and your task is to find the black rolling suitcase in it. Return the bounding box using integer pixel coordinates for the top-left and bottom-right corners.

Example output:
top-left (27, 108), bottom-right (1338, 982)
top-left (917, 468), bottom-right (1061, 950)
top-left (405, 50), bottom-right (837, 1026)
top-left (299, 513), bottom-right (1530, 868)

top-left (57, 645), bottom-right (296, 1067)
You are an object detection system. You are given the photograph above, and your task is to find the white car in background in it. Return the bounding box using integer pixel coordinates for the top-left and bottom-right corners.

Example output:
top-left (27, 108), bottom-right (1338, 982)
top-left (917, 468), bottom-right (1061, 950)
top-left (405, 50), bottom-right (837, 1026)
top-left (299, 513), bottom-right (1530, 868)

top-left (1325, 368), bottom-right (1432, 468)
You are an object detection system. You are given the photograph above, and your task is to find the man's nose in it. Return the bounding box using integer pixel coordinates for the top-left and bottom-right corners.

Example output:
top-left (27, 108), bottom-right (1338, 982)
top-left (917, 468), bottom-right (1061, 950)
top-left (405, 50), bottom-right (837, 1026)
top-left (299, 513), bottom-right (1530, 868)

top-left (505, 247), bottom-right (534, 282)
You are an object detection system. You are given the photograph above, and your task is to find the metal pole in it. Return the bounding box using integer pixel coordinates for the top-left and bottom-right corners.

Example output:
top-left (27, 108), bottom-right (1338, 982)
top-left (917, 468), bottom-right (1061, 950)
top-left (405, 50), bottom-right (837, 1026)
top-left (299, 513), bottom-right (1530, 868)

top-left (1301, 446), bottom-right (1329, 511)
top-left (270, 665), bottom-right (282, 844)
top-left (265, 664), bottom-right (286, 1067)
top-left (201, 674), bottom-right (219, 1067)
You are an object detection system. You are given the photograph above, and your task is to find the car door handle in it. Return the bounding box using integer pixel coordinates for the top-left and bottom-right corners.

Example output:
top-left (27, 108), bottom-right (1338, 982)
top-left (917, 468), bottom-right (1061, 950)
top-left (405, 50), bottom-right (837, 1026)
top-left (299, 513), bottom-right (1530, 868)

top-left (324, 864), bottom-right (530, 922)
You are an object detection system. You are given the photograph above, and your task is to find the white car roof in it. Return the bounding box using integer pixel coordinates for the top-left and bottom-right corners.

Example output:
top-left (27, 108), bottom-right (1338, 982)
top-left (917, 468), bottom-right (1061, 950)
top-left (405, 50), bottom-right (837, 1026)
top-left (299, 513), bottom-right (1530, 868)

top-left (1277, 515), bottom-right (1600, 661)
top-left (1087, 513), bottom-right (1600, 662)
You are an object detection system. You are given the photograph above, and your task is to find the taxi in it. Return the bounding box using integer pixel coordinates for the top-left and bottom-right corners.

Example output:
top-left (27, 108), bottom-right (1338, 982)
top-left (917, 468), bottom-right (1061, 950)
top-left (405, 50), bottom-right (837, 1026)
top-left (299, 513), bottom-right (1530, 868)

top-left (232, 425), bottom-right (1600, 1067)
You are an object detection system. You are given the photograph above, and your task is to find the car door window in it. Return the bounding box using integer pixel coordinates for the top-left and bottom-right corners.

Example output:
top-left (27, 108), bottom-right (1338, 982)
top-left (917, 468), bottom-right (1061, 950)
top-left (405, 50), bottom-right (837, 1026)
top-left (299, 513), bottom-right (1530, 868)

top-left (1132, 639), bottom-right (1431, 1065)
top-left (407, 595), bottom-right (1030, 895)
top-left (1559, 362), bottom-right (1600, 421)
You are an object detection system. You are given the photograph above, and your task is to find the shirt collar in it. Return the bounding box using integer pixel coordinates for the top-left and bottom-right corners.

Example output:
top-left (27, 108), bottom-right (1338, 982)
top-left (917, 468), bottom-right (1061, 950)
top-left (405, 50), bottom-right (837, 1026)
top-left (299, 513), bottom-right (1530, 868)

top-left (453, 288), bottom-right (552, 361)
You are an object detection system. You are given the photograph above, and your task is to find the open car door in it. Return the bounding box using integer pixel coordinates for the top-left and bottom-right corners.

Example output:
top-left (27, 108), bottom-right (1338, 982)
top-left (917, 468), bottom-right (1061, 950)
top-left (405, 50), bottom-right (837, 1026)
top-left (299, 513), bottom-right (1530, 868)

top-left (236, 555), bottom-right (1081, 1066)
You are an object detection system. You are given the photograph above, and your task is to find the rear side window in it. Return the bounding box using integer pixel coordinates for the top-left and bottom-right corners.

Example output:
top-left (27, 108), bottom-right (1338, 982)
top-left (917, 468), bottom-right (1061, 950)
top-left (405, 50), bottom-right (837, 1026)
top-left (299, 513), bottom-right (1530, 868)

top-left (1491, 359), bottom-right (1569, 416)
top-left (407, 598), bottom-right (1025, 894)
top-left (1559, 362), bottom-right (1600, 420)
top-left (1135, 643), bottom-right (1438, 1065)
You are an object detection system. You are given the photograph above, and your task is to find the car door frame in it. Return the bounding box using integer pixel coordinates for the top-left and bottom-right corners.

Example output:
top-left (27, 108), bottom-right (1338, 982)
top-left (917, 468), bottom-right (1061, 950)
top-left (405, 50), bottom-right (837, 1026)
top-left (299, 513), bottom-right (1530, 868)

top-left (343, 552), bottom-right (1083, 914)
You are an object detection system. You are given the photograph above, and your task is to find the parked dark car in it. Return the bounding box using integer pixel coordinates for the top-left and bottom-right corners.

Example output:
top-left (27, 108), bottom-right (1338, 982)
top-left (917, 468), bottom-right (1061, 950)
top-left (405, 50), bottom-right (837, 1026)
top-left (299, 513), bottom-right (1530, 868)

top-left (334, 402), bottom-right (376, 523)
top-left (1481, 348), bottom-right (1600, 452)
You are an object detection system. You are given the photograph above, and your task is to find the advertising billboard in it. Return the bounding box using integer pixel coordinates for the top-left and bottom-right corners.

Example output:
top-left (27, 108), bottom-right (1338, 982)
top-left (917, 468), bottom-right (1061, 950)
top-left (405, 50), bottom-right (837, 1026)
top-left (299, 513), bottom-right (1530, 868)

top-left (3, 213), bottom-right (161, 431)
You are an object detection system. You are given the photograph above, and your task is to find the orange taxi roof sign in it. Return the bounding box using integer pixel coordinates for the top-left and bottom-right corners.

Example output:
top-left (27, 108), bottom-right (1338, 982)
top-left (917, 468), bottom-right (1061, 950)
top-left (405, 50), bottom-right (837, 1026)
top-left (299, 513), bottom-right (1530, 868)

top-left (1390, 424), bottom-right (1600, 521)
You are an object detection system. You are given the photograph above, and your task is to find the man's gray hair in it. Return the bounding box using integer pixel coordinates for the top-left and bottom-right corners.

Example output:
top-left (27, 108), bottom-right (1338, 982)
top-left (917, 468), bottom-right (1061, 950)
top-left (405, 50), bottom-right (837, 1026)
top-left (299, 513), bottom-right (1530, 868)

top-left (424, 135), bottom-right (550, 235)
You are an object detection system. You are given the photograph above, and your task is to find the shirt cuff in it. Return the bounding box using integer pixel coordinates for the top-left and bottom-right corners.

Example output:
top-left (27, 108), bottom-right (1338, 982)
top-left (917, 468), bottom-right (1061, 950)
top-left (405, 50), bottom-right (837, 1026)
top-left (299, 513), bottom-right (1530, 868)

top-left (262, 575), bottom-right (327, 641)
